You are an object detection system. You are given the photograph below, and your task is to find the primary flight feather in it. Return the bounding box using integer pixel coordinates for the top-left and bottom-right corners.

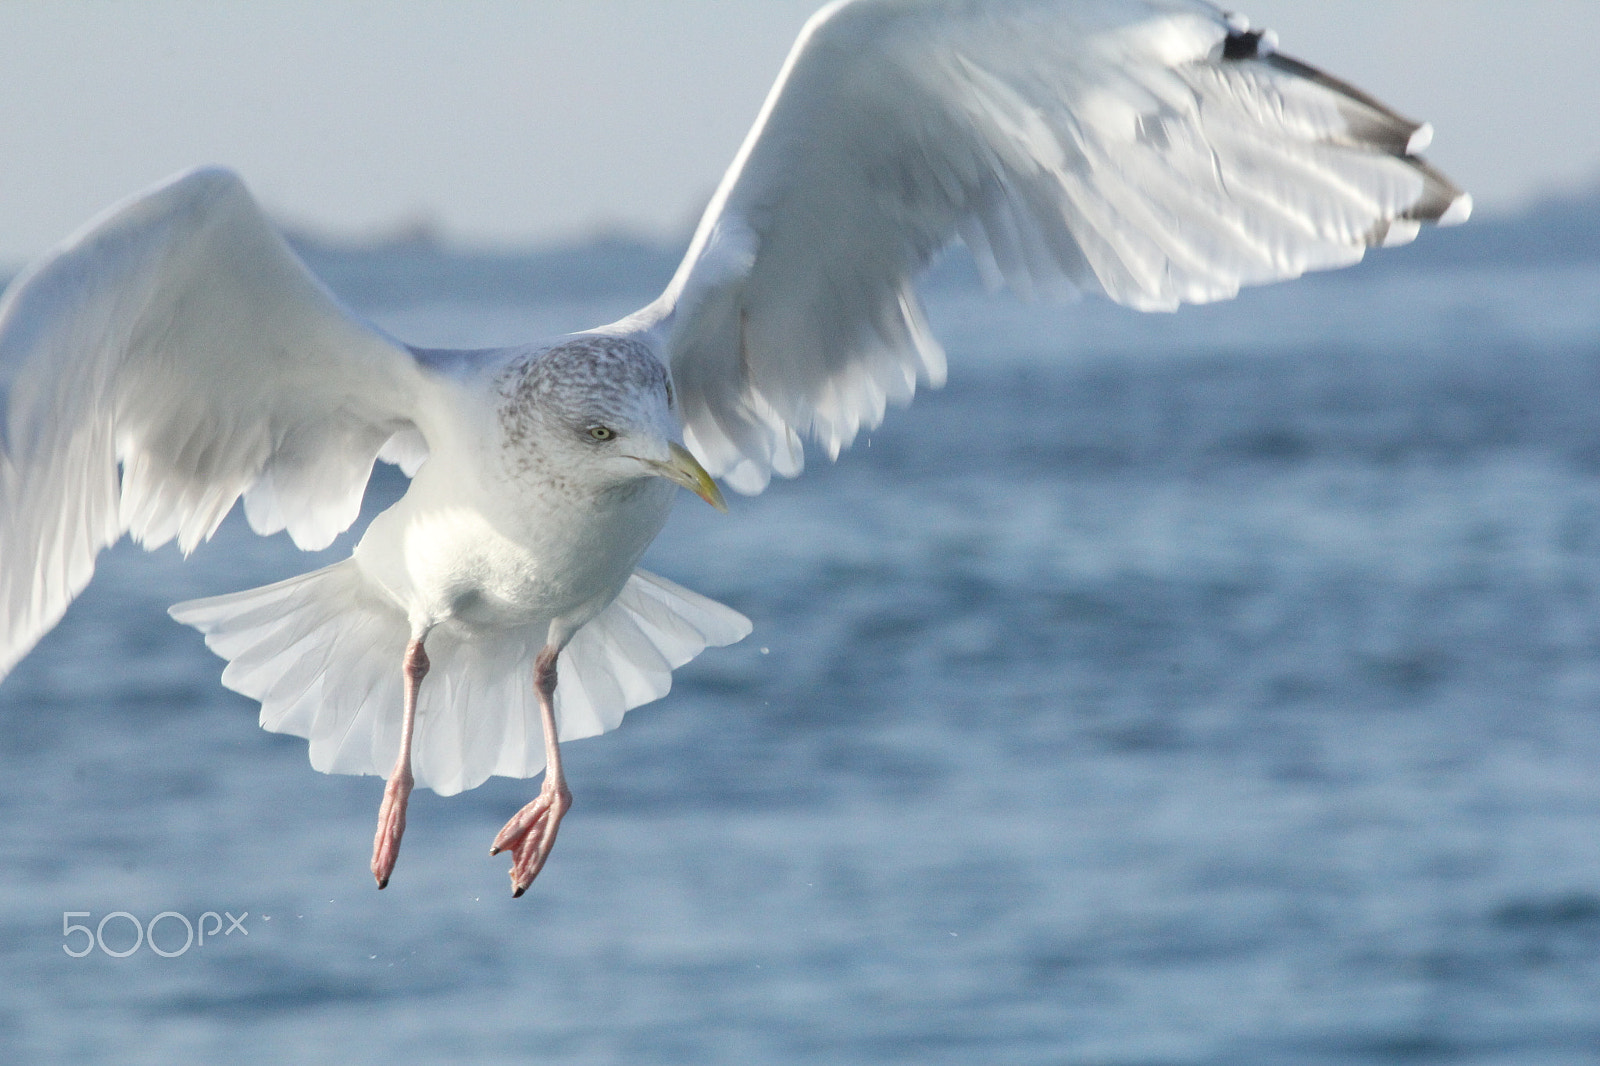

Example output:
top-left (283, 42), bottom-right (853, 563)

top-left (0, 0), bottom-right (1468, 894)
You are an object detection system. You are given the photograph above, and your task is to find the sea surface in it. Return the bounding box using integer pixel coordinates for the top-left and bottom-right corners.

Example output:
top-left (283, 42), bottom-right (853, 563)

top-left (4, 211), bottom-right (1600, 1064)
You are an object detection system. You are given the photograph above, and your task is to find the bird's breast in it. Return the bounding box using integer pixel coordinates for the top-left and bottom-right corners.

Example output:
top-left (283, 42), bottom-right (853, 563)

top-left (353, 465), bottom-right (674, 635)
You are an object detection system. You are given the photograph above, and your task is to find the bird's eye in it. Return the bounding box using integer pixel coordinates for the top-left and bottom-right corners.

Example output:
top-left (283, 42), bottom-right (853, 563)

top-left (587, 425), bottom-right (615, 441)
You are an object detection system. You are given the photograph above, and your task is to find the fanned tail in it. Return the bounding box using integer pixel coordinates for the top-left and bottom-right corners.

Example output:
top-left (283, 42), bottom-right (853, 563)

top-left (170, 562), bottom-right (750, 796)
top-left (556, 569), bottom-right (753, 744)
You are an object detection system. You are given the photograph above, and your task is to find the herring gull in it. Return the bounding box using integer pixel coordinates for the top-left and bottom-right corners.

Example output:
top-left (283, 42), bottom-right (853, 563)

top-left (0, 0), bottom-right (1469, 895)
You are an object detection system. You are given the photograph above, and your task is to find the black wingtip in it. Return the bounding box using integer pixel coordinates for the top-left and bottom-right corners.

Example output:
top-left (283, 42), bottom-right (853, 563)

top-left (1223, 29), bottom-right (1269, 61)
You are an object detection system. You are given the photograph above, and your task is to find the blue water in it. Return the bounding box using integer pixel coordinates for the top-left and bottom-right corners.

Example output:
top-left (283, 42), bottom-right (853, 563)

top-left (4, 233), bottom-right (1600, 1063)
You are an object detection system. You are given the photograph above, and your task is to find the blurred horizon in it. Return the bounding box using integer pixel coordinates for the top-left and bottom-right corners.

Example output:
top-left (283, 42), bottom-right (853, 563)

top-left (0, 0), bottom-right (1596, 262)
top-left (3, 173), bottom-right (1597, 307)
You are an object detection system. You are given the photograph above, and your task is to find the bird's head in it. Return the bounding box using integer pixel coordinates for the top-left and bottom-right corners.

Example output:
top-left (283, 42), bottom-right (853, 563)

top-left (505, 335), bottom-right (726, 510)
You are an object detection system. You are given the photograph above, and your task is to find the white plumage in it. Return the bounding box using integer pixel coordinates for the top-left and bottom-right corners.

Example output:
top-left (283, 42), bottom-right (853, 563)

top-left (656, 0), bottom-right (1466, 492)
top-left (0, 0), bottom-right (1467, 891)
top-left (168, 563), bottom-right (748, 796)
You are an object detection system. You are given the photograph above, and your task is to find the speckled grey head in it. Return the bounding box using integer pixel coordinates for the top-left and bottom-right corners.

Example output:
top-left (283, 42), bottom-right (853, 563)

top-left (493, 333), bottom-right (724, 510)
top-left (499, 335), bottom-right (674, 444)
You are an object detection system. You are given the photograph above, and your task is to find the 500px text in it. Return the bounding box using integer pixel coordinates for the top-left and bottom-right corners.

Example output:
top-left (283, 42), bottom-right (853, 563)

top-left (63, 910), bottom-right (249, 958)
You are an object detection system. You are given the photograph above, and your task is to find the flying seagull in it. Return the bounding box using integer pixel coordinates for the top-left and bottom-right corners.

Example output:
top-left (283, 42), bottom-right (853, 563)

top-left (0, 0), bottom-right (1468, 895)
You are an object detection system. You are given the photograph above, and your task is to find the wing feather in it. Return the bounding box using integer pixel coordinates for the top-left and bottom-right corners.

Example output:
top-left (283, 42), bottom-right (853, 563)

top-left (656, 0), bottom-right (1470, 493)
top-left (0, 166), bottom-right (434, 677)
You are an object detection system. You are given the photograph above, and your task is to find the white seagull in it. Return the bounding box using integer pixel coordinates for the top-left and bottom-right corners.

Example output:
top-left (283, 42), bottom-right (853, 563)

top-left (0, 0), bottom-right (1468, 895)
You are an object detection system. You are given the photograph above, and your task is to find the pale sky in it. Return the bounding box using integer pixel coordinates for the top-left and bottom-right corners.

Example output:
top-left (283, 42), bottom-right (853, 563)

top-left (0, 1), bottom-right (1595, 264)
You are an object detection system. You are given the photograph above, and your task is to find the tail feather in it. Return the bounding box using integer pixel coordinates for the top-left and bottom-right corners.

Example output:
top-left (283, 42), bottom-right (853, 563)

top-left (170, 561), bottom-right (751, 797)
top-left (553, 569), bottom-right (753, 746)
top-left (320, 606), bottom-right (407, 778)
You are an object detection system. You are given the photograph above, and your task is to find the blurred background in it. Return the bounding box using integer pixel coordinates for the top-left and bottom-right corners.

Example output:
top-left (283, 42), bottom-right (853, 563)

top-left (0, 0), bottom-right (1597, 259)
top-left (3, 2), bottom-right (1600, 1064)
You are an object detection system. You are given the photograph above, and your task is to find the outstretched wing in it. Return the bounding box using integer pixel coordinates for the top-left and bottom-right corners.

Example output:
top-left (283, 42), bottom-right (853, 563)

top-left (0, 166), bottom-right (433, 676)
top-left (656, 0), bottom-right (1471, 493)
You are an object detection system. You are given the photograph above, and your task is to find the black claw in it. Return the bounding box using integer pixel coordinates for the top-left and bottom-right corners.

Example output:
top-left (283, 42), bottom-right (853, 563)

top-left (489, 846), bottom-right (500, 856)
top-left (377, 877), bottom-right (388, 890)
top-left (512, 884), bottom-right (526, 899)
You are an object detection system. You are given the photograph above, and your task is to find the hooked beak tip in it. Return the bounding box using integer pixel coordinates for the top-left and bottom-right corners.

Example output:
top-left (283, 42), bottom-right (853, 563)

top-left (658, 442), bottom-right (728, 512)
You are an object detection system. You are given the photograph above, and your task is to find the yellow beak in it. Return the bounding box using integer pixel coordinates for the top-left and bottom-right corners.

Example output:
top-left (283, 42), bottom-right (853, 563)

top-left (649, 441), bottom-right (728, 512)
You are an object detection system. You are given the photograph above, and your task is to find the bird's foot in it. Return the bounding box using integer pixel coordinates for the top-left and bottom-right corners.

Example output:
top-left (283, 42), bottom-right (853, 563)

top-left (490, 781), bottom-right (572, 897)
top-left (370, 770), bottom-right (413, 890)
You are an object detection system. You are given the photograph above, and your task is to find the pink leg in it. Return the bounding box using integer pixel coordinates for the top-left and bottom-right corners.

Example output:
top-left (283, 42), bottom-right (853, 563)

top-left (490, 644), bottom-right (573, 897)
top-left (371, 637), bottom-right (428, 889)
